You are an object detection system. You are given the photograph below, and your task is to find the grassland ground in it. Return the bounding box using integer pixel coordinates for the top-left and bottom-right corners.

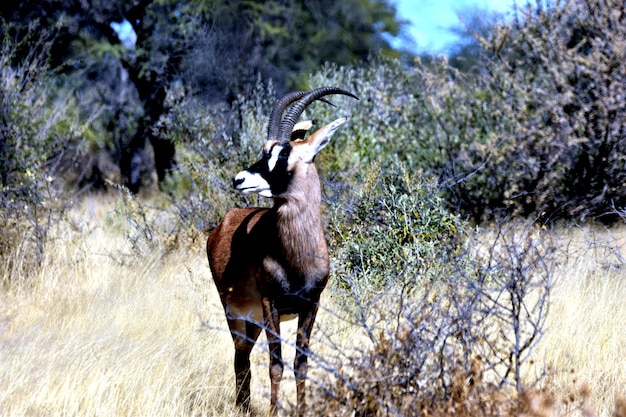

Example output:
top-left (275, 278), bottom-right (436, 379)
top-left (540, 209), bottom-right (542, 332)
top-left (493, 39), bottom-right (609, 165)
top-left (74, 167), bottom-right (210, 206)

top-left (1, 194), bottom-right (625, 416)
top-left (529, 225), bottom-right (626, 416)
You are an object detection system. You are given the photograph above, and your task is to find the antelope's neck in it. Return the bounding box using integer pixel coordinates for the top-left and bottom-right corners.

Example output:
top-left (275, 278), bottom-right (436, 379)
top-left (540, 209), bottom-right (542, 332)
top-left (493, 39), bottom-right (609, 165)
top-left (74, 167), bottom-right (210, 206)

top-left (273, 164), bottom-right (328, 271)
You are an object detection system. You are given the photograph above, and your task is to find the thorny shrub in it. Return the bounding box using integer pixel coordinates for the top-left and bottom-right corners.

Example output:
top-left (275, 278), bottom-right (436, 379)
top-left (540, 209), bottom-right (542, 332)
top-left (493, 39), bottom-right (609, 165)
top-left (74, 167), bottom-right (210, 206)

top-left (0, 24), bottom-right (78, 278)
top-left (310, 223), bottom-right (559, 416)
top-left (451, 0), bottom-right (626, 223)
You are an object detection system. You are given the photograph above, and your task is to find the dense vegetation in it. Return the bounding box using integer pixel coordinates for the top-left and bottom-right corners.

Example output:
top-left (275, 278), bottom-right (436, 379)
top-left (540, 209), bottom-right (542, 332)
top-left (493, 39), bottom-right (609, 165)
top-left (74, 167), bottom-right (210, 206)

top-left (2, 0), bottom-right (626, 415)
top-left (1, 0), bottom-right (405, 193)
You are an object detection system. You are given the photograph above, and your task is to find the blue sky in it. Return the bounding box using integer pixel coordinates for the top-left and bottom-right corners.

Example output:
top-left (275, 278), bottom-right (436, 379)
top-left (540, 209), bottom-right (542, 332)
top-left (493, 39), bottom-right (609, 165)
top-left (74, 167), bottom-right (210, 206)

top-left (394, 0), bottom-right (515, 54)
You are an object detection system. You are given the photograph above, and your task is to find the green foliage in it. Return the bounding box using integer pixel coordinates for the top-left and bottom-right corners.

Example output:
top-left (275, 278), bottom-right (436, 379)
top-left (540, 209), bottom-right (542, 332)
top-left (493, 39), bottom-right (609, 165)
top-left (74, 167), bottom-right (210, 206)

top-left (301, 59), bottom-right (435, 173)
top-left (299, 0), bottom-right (626, 225)
top-left (0, 24), bottom-right (78, 272)
top-left (445, 0), bottom-right (626, 223)
top-left (328, 161), bottom-right (464, 296)
top-left (297, 57), bottom-right (502, 222)
top-left (161, 80), bottom-right (276, 233)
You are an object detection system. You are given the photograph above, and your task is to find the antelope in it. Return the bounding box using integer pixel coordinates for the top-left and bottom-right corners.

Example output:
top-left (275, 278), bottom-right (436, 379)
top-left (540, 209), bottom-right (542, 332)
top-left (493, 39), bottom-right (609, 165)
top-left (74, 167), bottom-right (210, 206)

top-left (206, 87), bottom-right (358, 416)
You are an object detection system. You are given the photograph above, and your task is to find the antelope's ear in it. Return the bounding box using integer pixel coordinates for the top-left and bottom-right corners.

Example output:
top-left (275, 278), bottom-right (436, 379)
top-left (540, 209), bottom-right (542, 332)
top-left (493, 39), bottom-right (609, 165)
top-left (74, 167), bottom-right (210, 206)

top-left (297, 117), bottom-right (347, 163)
top-left (291, 120), bottom-right (316, 141)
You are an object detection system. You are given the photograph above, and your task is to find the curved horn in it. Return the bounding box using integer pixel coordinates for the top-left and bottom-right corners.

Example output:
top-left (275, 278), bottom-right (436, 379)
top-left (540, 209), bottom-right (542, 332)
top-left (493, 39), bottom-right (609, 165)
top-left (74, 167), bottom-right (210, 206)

top-left (278, 87), bottom-right (359, 143)
top-left (267, 91), bottom-right (308, 140)
top-left (267, 91), bottom-right (339, 140)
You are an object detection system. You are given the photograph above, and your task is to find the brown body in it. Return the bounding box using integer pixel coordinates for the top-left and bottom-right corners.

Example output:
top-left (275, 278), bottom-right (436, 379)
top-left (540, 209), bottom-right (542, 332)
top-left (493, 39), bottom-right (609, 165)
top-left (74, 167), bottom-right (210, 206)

top-left (206, 87), bottom-right (357, 416)
top-left (208, 164), bottom-right (329, 415)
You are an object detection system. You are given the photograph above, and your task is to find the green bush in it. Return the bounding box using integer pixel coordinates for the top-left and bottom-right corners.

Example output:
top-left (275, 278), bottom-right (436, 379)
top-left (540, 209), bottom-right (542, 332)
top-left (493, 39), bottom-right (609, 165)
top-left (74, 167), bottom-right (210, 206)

top-left (161, 80), bottom-right (275, 234)
top-left (446, 0), bottom-right (626, 223)
top-left (0, 24), bottom-right (77, 274)
top-left (327, 161), bottom-right (464, 297)
top-left (301, 0), bottom-right (626, 225)
top-left (301, 59), bottom-right (446, 175)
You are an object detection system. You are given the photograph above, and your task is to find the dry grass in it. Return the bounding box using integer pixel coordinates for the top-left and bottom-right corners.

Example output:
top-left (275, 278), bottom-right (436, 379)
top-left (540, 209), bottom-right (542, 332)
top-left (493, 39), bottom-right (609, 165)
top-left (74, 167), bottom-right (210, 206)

top-left (0, 196), bottom-right (269, 416)
top-left (527, 225), bottom-right (626, 417)
top-left (1, 196), bottom-right (625, 416)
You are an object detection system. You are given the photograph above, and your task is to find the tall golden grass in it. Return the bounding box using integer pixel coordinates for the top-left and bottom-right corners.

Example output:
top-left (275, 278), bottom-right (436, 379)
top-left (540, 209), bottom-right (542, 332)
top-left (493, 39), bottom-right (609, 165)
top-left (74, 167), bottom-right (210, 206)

top-left (1, 195), bottom-right (625, 416)
top-left (0, 196), bottom-right (246, 416)
top-left (528, 225), bottom-right (626, 416)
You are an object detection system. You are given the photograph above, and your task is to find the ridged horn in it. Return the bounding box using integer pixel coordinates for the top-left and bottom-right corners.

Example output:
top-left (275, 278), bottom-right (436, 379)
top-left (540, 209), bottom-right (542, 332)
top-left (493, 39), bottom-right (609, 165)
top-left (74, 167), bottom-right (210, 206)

top-left (267, 91), bottom-right (308, 140)
top-left (278, 87), bottom-right (359, 143)
top-left (267, 91), bottom-right (338, 140)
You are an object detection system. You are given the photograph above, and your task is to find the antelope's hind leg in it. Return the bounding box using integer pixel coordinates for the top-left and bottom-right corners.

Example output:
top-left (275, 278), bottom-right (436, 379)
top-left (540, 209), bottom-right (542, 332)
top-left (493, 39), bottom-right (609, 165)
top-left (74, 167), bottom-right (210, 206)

top-left (229, 318), bottom-right (262, 411)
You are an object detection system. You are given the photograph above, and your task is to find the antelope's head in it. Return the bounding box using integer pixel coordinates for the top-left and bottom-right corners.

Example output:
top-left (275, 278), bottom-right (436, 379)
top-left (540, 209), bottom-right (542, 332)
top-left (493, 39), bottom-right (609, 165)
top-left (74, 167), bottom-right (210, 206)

top-left (233, 87), bottom-right (358, 198)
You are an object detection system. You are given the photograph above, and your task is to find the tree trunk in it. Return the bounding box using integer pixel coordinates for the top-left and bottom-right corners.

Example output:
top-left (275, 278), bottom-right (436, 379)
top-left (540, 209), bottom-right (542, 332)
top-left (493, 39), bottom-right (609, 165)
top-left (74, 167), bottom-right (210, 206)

top-left (121, 67), bottom-right (176, 193)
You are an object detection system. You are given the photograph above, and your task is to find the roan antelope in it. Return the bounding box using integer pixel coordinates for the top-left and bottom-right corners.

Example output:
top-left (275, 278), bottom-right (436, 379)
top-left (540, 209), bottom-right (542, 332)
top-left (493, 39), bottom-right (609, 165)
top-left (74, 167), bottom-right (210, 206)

top-left (206, 87), bottom-right (358, 416)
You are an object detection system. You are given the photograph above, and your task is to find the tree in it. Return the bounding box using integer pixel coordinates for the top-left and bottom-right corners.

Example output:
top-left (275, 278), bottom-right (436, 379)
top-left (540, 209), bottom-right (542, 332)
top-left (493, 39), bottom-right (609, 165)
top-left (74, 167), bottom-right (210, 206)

top-left (1, 0), bottom-right (407, 193)
top-left (1, 0), bottom-right (187, 192)
top-left (454, 0), bottom-right (626, 222)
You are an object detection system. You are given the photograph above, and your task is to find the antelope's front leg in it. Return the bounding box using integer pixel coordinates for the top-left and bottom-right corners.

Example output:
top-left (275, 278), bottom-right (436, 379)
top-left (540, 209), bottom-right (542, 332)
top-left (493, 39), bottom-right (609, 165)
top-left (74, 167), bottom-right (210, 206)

top-left (262, 297), bottom-right (282, 416)
top-left (294, 303), bottom-right (319, 417)
top-left (229, 319), bottom-right (262, 410)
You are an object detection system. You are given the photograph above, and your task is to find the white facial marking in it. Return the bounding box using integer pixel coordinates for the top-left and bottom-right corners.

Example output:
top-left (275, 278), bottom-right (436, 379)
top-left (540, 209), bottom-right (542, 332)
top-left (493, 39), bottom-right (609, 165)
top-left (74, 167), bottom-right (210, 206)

top-left (233, 171), bottom-right (271, 194)
top-left (267, 144), bottom-right (284, 172)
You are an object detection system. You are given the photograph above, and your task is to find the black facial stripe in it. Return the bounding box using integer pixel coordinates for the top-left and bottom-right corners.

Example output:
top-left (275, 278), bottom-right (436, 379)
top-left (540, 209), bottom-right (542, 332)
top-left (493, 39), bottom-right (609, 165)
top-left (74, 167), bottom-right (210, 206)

top-left (269, 151), bottom-right (293, 195)
top-left (268, 143), bottom-right (291, 164)
top-left (243, 143), bottom-right (293, 196)
top-left (246, 158), bottom-right (269, 175)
